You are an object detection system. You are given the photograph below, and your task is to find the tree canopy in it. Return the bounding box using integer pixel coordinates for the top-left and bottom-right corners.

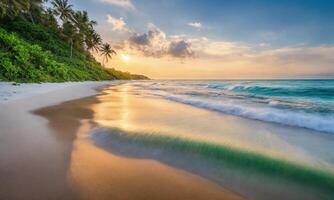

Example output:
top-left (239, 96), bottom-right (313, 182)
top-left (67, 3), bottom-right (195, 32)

top-left (0, 0), bottom-right (116, 60)
top-left (0, 0), bottom-right (148, 82)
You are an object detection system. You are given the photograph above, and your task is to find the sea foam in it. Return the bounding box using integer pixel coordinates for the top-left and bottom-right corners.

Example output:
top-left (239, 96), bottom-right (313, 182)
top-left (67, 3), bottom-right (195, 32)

top-left (132, 80), bottom-right (334, 134)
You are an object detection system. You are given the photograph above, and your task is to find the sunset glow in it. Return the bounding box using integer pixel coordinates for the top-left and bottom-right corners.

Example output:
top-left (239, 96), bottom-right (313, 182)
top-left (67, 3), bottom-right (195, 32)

top-left (81, 0), bottom-right (334, 79)
top-left (2, 1), bottom-right (334, 199)
top-left (121, 54), bottom-right (131, 62)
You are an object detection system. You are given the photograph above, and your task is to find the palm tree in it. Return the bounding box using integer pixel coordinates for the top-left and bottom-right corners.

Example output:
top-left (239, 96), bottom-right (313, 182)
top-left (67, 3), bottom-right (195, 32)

top-left (85, 29), bottom-right (101, 52)
top-left (0, 0), bottom-right (44, 24)
top-left (91, 31), bottom-right (102, 52)
top-left (100, 43), bottom-right (116, 65)
top-left (42, 8), bottom-right (59, 31)
top-left (52, 0), bottom-right (76, 57)
top-left (72, 10), bottom-right (89, 49)
top-left (26, 0), bottom-right (44, 24)
top-left (0, 2), bottom-right (5, 18)
top-left (51, 0), bottom-right (73, 22)
top-left (72, 10), bottom-right (98, 50)
top-left (0, 0), bottom-right (29, 19)
top-left (62, 21), bottom-right (77, 58)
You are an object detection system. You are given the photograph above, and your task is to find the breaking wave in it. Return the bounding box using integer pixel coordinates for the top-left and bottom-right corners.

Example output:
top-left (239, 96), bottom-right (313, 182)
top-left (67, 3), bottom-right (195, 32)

top-left (131, 80), bottom-right (334, 133)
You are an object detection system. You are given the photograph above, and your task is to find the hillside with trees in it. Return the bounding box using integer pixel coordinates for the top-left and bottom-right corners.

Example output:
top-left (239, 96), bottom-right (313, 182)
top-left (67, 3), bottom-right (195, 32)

top-left (0, 0), bottom-right (148, 82)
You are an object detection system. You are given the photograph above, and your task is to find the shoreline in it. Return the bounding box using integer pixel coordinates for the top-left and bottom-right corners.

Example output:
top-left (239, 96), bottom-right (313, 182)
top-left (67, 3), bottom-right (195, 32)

top-left (1, 81), bottom-right (333, 199)
top-left (79, 83), bottom-right (334, 199)
top-left (0, 81), bottom-right (117, 199)
top-left (0, 81), bottom-right (244, 200)
top-left (34, 98), bottom-right (244, 200)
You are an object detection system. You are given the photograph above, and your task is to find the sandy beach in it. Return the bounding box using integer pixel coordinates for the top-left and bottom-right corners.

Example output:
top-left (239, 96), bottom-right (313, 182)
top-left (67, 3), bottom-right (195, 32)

top-left (0, 81), bottom-right (244, 200)
top-left (0, 82), bottom-right (114, 199)
top-left (1, 81), bottom-right (334, 200)
top-left (2, 0), bottom-right (334, 199)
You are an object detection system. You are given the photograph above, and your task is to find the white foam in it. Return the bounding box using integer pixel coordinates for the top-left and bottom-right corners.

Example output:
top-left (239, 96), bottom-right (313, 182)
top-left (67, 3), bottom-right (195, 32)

top-left (269, 100), bottom-right (279, 105)
top-left (142, 91), bottom-right (334, 134)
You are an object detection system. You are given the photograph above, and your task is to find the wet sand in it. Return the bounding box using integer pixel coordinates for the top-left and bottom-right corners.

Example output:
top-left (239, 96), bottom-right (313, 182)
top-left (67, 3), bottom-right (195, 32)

top-left (2, 82), bottom-right (333, 199)
top-left (35, 93), bottom-right (244, 200)
top-left (0, 82), bottom-right (110, 200)
top-left (0, 82), bottom-right (244, 200)
top-left (84, 84), bottom-right (334, 200)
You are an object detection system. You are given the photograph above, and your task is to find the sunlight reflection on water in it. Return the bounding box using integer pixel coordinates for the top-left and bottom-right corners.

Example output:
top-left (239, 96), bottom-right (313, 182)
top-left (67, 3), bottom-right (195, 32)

top-left (90, 83), bottom-right (334, 171)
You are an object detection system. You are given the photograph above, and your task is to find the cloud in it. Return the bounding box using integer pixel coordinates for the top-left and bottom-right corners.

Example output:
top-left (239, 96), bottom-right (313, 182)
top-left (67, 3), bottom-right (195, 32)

top-left (169, 40), bottom-right (194, 58)
top-left (130, 33), bottom-right (150, 45)
top-left (99, 0), bottom-right (135, 10)
top-left (117, 24), bottom-right (247, 59)
top-left (128, 24), bottom-right (168, 57)
top-left (106, 15), bottom-right (129, 32)
top-left (254, 46), bottom-right (334, 67)
top-left (195, 38), bottom-right (334, 68)
top-left (187, 37), bottom-right (334, 75)
top-left (191, 39), bottom-right (250, 58)
top-left (111, 20), bottom-right (334, 73)
top-left (188, 22), bottom-right (202, 29)
top-left (121, 23), bottom-right (194, 58)
top-left (169, 34), bottom-right (187, 40)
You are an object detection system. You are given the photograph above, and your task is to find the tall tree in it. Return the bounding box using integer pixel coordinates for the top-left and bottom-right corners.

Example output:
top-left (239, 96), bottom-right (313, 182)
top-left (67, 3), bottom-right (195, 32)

top-left (41, 8), bottom-right (59, 31)
top-left (26, 0), bottom-right (45, 24)
top-left (100, 43), bottom-right (116, 65)
top-left (0, 0), bottom-right (29, 19)
top-left (72, 10), bottom-right (98, 50)
top-left (62, 21), bottom-right (76, 58)
top-left (85, 29), bottom-right (101, 52)
top-left (91, 31), bottom-right (102, 52)
top-left (51, 0), bottom-right (73, 22)
top-left (52, 0), bottom-right (76, 57)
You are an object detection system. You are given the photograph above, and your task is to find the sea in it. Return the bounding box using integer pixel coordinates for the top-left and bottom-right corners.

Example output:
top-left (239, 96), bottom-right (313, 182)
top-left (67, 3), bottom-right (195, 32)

top-left (90, 79), bottom-right (334, 199)
top-left (130, 79), bottom-right (334, 134)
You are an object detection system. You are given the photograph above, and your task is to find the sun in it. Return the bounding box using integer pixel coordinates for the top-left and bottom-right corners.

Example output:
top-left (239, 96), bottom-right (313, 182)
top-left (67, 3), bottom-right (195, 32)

top-left (121, 54), bottom-right (131, 62)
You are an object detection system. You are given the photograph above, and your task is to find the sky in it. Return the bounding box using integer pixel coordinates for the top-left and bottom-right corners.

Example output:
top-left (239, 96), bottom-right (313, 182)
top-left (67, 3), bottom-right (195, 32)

top-left (70, 0), bottom-right (334, 79)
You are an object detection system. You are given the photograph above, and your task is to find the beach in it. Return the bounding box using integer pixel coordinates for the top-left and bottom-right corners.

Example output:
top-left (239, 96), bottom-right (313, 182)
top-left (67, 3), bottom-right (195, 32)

top-left (0, 81), bottom-right (243, 200)
top-left (1, 0), bottom-right (333, 199)
top-left (0, 81), bottom-right (115, 199)
top-left (1, 81), bottom-right (334, 200)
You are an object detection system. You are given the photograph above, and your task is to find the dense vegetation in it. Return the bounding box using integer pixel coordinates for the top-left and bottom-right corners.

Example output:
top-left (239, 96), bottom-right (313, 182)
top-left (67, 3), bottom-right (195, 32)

top-left (0, 0), bottom-right (148, 82)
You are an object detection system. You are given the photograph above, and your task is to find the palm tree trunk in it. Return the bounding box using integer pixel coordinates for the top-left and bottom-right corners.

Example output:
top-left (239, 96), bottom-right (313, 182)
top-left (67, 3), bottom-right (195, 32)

top-left (29, 11), bottom-right (35, 25)
top-left (70, 40), bottom-right (73, 59)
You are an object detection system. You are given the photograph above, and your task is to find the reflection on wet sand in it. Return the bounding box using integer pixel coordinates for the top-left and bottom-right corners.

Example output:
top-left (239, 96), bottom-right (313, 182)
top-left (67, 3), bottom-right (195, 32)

top-left (70, 121), bottom-right (243, 200)
top-left (92, 84), bottom-right (334, 169)
top-left (36, 85), bottom-right (244, 200)
top-left (35, 83), bottom-right (334, 200)
top-left (89, 83), bottom-right (334, 199)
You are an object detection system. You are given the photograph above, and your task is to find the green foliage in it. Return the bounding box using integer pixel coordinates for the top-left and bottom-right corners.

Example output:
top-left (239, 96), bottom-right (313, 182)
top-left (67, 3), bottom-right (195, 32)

top-left (0, 0), bottom-right (148, 83)
top-left (100, 43), bottom-right (116, 64)
top-left (0, 22), bottom-right (148, 82)
top-left (3, 19), bottom-right (82, 59)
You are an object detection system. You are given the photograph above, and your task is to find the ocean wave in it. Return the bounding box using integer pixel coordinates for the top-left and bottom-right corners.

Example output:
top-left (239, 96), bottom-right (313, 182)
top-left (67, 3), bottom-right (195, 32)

top-left (131, 80), bottom-right (334, 133)
top-left (91, 128), bottom-right (334, 194)
top-left (208, 83), bottom-right (334, 98)
top-left (147, 92), bottom-right (334, 134)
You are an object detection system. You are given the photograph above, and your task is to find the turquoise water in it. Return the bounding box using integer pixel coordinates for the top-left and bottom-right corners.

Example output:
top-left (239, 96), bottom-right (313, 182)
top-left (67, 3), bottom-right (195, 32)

top-left (90, 81), bottom-right (334, 199)
top-left (92, 128), bottom-right (334, 197)
top-left (131, 80), bottom-right (334, 133)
